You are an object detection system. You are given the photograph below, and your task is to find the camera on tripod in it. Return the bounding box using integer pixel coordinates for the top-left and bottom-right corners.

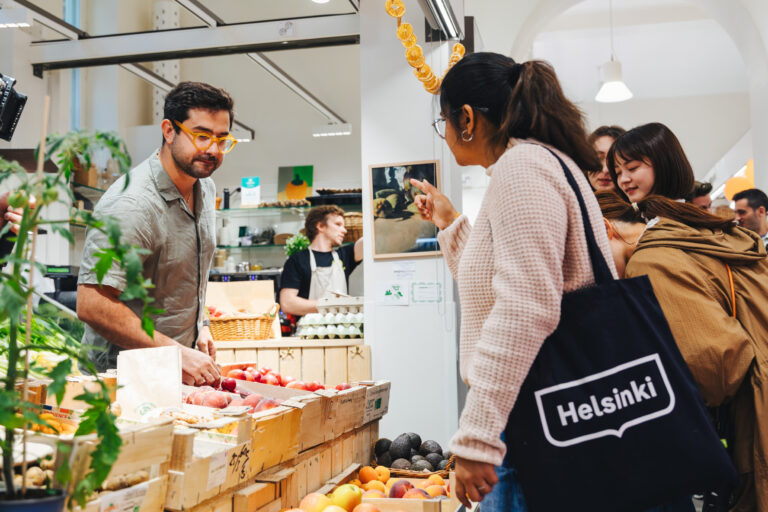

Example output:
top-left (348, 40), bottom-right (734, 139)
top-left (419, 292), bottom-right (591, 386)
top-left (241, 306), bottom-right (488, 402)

top-left (0, 73), bottom-right (27, 141)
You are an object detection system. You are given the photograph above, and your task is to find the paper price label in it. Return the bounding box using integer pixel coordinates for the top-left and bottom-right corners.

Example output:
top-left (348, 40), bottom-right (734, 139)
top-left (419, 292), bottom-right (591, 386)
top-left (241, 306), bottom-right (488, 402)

top-left (207, 450), bottom-right (228, 491)
top-left (99, 481), bottom-right (148, 512)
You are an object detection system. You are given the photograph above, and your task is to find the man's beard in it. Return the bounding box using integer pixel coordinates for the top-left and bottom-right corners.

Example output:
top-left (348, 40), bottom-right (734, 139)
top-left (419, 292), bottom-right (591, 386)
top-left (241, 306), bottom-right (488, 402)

top-left (171, 142), bottom-right (221, 179)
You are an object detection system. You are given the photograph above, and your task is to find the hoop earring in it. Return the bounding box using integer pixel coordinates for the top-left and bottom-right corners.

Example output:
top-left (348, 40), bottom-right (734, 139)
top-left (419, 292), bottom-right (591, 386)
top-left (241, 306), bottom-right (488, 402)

top-left (461, 129), bottom-right (473, 142)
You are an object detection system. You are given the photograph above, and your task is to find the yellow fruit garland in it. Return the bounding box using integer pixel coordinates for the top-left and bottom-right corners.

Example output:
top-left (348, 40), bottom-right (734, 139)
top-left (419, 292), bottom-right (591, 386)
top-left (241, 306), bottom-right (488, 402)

top-left (385, 0), bottom-right (465, 95)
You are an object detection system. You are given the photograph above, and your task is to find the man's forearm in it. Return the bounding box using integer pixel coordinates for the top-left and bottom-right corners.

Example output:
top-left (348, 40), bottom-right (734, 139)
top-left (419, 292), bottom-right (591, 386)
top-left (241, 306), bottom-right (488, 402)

top-left (77, 285), bottom-right (178, 350)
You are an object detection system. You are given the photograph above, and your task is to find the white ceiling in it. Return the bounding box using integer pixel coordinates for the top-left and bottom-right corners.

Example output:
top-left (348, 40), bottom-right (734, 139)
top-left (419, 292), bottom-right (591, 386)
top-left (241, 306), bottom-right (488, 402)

top-left (532, 0), bottom-right (748, 102)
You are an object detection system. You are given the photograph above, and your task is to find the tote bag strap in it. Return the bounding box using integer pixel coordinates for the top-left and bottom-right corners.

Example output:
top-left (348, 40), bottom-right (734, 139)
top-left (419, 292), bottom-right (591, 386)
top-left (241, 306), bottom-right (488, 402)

top-left (529, 144), bottom-right (615, 284)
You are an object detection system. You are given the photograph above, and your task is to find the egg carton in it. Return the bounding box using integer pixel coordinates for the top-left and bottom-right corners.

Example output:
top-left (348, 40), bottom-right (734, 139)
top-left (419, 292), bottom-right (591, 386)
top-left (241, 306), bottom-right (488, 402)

top-left (298, 311), bottom-right (364, 327)
top-left (316, 295), bottom-right (364, 315)
top-left (297, 323), bottom-right (364, 339)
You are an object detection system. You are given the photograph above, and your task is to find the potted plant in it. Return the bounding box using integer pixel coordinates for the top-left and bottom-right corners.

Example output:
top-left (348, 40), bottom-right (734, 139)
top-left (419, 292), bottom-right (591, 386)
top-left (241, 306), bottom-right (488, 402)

top-left (0, 154), bottom-right (160, 510)
top-left (41, 131), bottom-right (131, 188)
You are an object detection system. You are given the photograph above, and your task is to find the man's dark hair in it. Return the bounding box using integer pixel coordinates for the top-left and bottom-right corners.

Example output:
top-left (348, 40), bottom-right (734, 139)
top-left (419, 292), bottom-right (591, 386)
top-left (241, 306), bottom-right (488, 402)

top-left (685, 180), bottom-right (713, 202)
top-left (305, 205), bottom-right (345, 242)
top-left (162, 82), bottom-right (234, 144)
top-left (733, 188), bottom-right (768, 212)
top-left (588, 125), bottom-right (626, 147)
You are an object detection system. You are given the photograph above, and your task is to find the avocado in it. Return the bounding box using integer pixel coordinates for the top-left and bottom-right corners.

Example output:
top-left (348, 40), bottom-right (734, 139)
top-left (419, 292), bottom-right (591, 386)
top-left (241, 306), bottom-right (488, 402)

top-left (410, 448), bottom-right (419, 459)
top-left (438, 459), bottom-right (449, 470)
top-left (389, 434), bottom-right (412, 461)
top-left (419, 440), bottom-right (443, 457)
top-left (374, 438), bottom-right (392, 458)
top-left (443, 450), bottom-right (453, 460)
top-left (391, 458), bottom-right (411, 470)
top-left (376, 452), bottom-right (392, 467)
top-left (411, 459), bottom-right (434, 472)
top-left (405, 432), bottom-right (422, 450)
top-left (410, 454), bottom-right (425, 464)
top-left (425, 453), bottom-right (443, 468)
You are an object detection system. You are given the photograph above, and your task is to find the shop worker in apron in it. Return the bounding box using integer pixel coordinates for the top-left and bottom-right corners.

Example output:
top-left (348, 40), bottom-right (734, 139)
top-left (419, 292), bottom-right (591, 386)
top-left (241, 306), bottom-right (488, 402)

top-left (77, 82), bottom-right (235, 386)
top-left (279, 205), bottom-right (363, 315)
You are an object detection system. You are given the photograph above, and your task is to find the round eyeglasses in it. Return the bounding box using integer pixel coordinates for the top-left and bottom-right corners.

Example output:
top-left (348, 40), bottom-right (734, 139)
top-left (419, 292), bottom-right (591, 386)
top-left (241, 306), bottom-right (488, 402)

top-left (432, 107), bottom-right (489, 140)
top-left (174, 120), bottom-right (238, 154)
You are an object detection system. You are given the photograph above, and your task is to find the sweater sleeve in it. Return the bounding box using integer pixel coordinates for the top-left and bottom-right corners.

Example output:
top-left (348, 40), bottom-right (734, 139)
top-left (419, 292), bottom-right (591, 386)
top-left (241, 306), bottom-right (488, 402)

top-left (449, 150), bottom-right (569, 466)
top-left (437, 215), bottom-right (471, 281)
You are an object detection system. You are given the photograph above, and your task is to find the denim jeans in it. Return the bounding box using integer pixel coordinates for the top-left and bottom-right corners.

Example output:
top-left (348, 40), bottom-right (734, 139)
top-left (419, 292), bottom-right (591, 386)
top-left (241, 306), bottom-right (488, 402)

top-left (480, 432), bottom-right (528, 512)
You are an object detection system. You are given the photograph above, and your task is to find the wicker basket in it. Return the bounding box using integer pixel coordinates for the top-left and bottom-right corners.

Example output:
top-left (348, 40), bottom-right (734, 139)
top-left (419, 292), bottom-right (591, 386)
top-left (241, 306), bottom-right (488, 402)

top-left (209, 304), bottom-right (279, 341)
top-left (344, 212), bottom-right (363, 243)
top-left (375, 455), bottom-right (455, 479)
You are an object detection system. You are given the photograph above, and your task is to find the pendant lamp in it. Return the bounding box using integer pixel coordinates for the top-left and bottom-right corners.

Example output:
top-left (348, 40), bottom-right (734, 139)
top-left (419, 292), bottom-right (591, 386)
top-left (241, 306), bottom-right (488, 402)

top-left (595, 0), bottom-right (633, 103)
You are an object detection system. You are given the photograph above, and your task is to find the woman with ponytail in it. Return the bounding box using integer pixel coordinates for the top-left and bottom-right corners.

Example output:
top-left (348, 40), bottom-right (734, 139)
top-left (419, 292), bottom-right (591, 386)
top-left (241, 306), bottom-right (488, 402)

top-left (410, 52), bottom-right (615, 510)
top-left (597, 190), bottom-right (768, 511)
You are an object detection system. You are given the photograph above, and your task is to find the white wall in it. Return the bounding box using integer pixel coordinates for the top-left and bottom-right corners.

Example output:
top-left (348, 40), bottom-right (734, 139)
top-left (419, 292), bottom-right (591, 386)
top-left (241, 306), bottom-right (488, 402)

top-left (360, 0), bottom-right (461, 447)
top-left (581, 92), bottom-right (751, 178)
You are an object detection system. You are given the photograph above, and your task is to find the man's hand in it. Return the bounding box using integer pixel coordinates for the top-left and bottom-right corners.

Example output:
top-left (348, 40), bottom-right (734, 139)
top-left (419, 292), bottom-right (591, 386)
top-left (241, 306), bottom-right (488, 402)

top-left (454, 456), bottom-right (498, 508)
top-left (180, 346), bottom-right (220, 386)
top-left (196, 325), bottom-right (216, 361)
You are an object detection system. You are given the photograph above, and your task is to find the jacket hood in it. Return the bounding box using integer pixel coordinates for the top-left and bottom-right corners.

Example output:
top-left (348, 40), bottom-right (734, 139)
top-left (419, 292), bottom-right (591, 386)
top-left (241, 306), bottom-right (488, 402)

top-left (634, 217), bottom-right (767, 264)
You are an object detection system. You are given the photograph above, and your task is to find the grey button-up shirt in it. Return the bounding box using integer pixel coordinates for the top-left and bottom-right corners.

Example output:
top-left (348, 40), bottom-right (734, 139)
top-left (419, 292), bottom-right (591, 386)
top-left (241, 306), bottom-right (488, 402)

top-left (78, 151), bottom-right (216, 371)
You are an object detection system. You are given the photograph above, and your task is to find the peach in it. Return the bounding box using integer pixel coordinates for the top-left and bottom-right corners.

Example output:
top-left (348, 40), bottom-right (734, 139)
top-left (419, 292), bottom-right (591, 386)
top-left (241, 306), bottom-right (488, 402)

top-left (403, 488), bottom-right (430, 500)
top-left (385, 478), bottom-right (400, 491)
top-left (322, 507), bottom-right (348, 512)
top-left (299, 492), bottom-right (332, 512)
top-left (362, 481), bottom-right (386, 493)
top-left (427, 474), bottom-right (445, 486)
top-left (202, 392), bottom-right (229, 409)
top-left (227, 369), bottom-right (245, 380)
top-left (348, 479), bottom-right (362, 489)
top-left (358, 466), bottom-right (378, 484)
top-left (388, 480), bottom-right (413, 499)
top-left (361, 490), bottom-right (386, 499)
top-left (415, 480), bottom-right (431, 490)
top-left (243, 393), bottom-right (264, 407)
top-left (352, 504), bottom-right (381, 512)
top-left (425, 485), bottom-right (447, 498)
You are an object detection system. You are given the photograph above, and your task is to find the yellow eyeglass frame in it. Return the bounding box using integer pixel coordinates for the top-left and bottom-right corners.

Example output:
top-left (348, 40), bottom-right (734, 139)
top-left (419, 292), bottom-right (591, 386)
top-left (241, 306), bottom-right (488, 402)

top-left (173, 120), bottom-right (238, 154)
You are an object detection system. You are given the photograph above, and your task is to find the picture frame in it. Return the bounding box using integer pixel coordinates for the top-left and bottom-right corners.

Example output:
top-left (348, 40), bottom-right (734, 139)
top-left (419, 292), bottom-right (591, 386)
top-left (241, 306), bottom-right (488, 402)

top-left (368, 160), bottom-right (441, 260)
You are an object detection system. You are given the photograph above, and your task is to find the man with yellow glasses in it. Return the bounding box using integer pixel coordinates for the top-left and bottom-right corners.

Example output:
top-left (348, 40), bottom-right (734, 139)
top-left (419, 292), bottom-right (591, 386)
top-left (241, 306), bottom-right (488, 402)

top-left (77, 82), bottom-right (235, 386)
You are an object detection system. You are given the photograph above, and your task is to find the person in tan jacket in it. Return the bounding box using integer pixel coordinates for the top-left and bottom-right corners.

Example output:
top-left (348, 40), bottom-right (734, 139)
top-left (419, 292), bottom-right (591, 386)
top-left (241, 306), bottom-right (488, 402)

top-left (598, 190), bottom-right (768, 512)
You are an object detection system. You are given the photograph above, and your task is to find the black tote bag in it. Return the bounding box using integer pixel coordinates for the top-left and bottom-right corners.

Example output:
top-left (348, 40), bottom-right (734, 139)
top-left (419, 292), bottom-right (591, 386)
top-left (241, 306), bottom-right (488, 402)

top-left (504, 147), bottom-right (737, 512)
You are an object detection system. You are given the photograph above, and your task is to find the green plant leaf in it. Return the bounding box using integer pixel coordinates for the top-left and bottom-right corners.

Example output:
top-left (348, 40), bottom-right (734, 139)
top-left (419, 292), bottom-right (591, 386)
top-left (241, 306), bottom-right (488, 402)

top-left (94, 250), bottom-right (115, 283)
top-left (46, 358), bottom-right (73, 406)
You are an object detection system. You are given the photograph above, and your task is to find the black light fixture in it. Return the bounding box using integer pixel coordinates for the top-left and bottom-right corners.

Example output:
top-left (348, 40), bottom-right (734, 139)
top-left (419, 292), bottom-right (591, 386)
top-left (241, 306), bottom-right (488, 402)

top-left (0, 73), bottom-right (27, 142)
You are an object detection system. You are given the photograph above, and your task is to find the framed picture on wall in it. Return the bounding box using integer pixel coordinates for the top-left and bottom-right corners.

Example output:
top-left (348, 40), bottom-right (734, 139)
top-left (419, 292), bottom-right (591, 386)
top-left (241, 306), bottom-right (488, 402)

top-left (368, 160), bottom-right (441, 260)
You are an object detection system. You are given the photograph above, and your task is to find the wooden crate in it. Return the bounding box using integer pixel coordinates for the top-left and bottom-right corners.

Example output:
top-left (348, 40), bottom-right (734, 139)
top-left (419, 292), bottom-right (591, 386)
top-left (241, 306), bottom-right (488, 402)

top-left (232, 380), bottom-right (336, 451)
top-left (250, 405), bottom-right (302, 473)
top-left (215, 338), bottom-right (371, 383)
top-left (165, 430), bottom-right (257, 511)
top-left (77, 475), bottom-right (168, 512)
top-left (56, 417), bottom-right (175, 494)
top-left (328, 385), bottom-right (367, 434)
top-left (360, 380), bottom-right (391, 424)
top-left (233, 481), bottom-right (277, 512)
top-left (44, 374), bottom-right (117, 410)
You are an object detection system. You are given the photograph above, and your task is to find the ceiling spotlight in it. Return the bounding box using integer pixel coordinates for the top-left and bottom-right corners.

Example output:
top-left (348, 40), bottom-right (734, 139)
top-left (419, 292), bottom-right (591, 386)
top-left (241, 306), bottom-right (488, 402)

top-left (312, 0), bottom-right (331, 3)
top-left (313, 123), bottom-right (352, 137)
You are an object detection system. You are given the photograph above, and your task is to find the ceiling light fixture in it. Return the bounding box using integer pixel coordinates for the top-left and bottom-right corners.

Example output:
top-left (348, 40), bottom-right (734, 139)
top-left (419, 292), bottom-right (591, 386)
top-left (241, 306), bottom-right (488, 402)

top-left (595, 0), bottom-right (632, 103)
top-left (418, 0), bottom-right (462, 40)
top-left (312, 0), bottom-right (331, 3)
top-left (312, 123), bottom-right (352, 137)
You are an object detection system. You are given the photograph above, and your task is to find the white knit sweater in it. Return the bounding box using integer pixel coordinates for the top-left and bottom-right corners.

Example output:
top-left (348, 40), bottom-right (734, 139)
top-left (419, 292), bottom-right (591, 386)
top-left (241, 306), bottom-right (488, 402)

top-left (439, 139), bottom-right (617, 466)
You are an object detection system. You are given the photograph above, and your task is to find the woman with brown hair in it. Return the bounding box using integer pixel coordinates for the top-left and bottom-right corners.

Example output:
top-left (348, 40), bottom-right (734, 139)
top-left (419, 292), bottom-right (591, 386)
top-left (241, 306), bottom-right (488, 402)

top-left (410, 52), bottom-right (614, 510)
top-left (597, 190), bottom-right (768, 512)
top-left (587, 125), bottom-right (625, 191)
top-left (606, 122), bottom-right (694, 202)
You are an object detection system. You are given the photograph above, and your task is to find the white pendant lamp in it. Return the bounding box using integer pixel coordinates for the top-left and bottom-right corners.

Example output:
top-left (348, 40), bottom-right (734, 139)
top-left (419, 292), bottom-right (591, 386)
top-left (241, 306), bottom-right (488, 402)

top-left (595, 0), bottom-right (633, 103)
